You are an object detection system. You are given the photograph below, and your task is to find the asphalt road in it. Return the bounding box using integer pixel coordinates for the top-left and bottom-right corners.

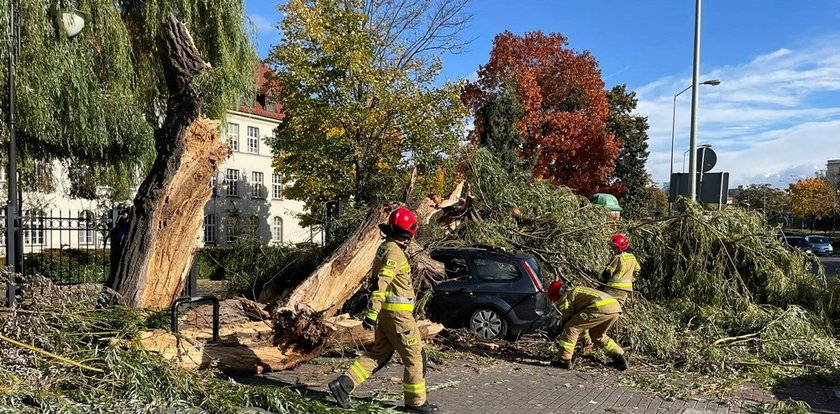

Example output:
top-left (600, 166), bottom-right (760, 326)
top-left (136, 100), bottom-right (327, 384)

top-left (819, 255), bottom-right (840, 277)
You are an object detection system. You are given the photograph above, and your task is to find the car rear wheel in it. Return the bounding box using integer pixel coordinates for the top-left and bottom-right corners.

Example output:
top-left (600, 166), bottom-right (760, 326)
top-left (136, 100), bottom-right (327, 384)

top-left (468, 308), bottom-right (508, 340)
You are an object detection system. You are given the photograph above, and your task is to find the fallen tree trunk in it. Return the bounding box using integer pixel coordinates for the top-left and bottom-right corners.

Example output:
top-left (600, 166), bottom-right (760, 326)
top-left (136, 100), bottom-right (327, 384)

top-left (140, 315), bottom-right (443, 374)
top-left (262, 184), bottom-right (466, 369)
top-left (108, 17), bottom-right (228, 309)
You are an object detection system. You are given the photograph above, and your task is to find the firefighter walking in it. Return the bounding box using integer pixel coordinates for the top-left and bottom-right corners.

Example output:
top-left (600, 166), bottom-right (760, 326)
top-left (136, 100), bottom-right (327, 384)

top-left (328, 207), bottom-right (438, 413)
top-left (547, 280), bottom-right (628, 371)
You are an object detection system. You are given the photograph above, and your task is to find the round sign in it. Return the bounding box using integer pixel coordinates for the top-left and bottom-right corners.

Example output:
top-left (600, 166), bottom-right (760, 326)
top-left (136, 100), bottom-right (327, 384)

top-left (696, 147), bottom-right (717, 173)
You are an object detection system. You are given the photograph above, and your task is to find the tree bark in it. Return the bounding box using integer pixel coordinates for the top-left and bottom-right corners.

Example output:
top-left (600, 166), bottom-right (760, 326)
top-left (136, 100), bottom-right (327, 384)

top-left (108, 17), bottom-right (227, 309)
top-left (259, 183), bottom-right (467, 369)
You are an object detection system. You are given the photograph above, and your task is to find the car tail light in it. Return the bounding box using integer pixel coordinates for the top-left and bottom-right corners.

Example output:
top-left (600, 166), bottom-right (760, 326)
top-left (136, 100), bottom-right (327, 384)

top-left (523, 261), bottom-right (543, 292)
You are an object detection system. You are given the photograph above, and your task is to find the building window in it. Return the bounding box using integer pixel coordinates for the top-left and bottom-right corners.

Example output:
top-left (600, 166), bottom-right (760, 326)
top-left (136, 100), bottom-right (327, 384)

top-left (79, 210), bottom-right (96, 245)
top-left (272, 217), bottom-right (283, 242)
top-left (23, 209), bottom-right (45, 246)
top-left (245, 215), bottom-right (259, 239)
top-left (227, 123), bottom-right (239, 151)
top-left (225, 169), bottom-right (239, 197)
top-left (272, 174), bottom-right (283, 200)
top-left (204, 214), bottom-right (216, 244)
top-left (247, 126), bottom-right (259, 154)
top-left (251, 171), bottom-right (264, 198)
top-left (226, 216), bottom-right (238, 244)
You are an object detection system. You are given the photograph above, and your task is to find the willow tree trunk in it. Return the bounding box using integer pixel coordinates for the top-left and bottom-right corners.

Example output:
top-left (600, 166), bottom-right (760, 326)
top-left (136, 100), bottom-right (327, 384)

top-left (108, 17), bottom-right (228, 309)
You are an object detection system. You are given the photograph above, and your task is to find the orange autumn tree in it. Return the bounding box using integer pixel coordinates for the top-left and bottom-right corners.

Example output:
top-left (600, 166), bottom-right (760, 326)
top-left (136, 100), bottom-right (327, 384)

top-left (789, 177), bottom-right (837, 219)
top-left (462, 31), bottom-right (620, 194)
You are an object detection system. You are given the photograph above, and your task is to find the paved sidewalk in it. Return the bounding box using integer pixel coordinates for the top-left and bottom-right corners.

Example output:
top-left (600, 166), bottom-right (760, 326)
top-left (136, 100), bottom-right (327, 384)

top-left (239, 357), bottom-right (767, 414)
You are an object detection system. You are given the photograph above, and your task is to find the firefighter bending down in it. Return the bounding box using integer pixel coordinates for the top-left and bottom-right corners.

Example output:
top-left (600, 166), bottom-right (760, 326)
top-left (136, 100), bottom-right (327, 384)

top-left (581, 233), bottom-right (640, 351)
top-left (547, 280), bottom-right (628, 371)
top-left (328, 207), bottom-right (438, 413)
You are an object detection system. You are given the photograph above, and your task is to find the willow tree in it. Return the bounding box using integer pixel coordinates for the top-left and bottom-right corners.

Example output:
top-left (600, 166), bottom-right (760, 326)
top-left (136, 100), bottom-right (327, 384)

top-left (0, 0), bottom-right (255, 198)
top-left (266, 0), bottom-right (470, 220)
top-left (0, 1), bottom-right (256, 308)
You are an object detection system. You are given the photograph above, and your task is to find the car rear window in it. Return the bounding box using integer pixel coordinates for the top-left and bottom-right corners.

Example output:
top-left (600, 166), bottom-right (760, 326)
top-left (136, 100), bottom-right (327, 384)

top-left (473, 258), bottom-right (520, 281)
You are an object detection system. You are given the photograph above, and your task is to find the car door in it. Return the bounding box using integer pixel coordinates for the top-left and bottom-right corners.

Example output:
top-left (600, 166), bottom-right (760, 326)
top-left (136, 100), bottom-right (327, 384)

top-left (468, 256), bottom-right (523, 319)
top-left (429, 256), bottom-right (479, 326)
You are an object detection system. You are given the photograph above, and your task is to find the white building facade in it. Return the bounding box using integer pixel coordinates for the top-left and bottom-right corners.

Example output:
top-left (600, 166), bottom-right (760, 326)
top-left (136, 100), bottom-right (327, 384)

top-left (202, 107), bottom-right (315, 247)
top-left (2, 66), bottom-right (317, 252)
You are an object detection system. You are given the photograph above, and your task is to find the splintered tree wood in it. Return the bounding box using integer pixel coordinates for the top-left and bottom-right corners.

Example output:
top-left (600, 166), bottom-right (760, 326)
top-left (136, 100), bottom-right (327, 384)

top-left (276, 205), bottom-right (393, 315)
top-left (108, 17), bottom-right (228, 309)
top-left (138, 315), bottom-right (443, 374)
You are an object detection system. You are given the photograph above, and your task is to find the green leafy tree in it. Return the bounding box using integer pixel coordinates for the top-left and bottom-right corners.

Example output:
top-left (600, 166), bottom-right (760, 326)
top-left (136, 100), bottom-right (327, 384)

top-left (734, 184), bottom-right (789, 213)
top-left (473, 81), bottom-right (526, 173)
top-left (604, 84), bottom-right (650, 219)
top-left (0, 0), bottom-right (256, 199)
top-left (267, 0), bottom-right (469, 220)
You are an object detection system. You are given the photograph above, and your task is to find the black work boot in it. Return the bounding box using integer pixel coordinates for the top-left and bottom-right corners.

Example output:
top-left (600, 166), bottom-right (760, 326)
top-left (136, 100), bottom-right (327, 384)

top-left (611, 354), bottom-right (629, 371)
top-left (328, 375), bottom-right (355, 409)
top-left (550, 359), bottom-right (573, 369)
top-left (405, 402), bottom-right (439, 413)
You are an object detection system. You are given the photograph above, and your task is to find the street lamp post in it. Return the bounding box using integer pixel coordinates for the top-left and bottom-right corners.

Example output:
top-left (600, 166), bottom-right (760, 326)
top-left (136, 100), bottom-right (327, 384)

top-left (688, 0), bottom-right (704, 201)
top-left (6, 2), bottom-right (87, 305)
top-left (669, 79), bottom-right (720, 215)
top-left (6, 1), bottom-right (20, 304)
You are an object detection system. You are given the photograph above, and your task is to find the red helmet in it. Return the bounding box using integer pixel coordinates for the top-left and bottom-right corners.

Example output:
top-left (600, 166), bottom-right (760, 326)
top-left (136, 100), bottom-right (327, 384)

top-left (609, 234), bottom-right (629, 252)
top-left (547, 280), bottom-right (564, 302)
top-left (385, 207), bottom-right (418, 238)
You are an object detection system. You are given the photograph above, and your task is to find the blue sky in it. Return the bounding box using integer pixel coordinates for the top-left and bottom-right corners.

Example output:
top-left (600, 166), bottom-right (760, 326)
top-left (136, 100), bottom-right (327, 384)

top-left (245, 0), bottom-right (840, 188)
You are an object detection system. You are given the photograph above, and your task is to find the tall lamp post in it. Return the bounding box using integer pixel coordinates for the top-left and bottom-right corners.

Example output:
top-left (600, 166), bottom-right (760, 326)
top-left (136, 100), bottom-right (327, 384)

top-left (688, 0), bottom-right (704, 201)
top-left (6, 2), bottom-right (87, 305)
top-left (669, 79), bottom-right (720, 214)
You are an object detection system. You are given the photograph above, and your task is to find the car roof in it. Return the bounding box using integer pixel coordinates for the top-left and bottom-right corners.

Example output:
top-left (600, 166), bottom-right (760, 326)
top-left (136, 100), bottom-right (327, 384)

top-left (785, 236), bottom-right (803, 240)
top-left (431, 246), bottom-right (533, 261)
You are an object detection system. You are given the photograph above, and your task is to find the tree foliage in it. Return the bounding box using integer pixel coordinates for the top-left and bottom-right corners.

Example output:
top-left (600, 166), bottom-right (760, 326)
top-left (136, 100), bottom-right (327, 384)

top-left (733, 184), bottom-right (789, 214)
top-left (0, 0), bottom-right (256, 199)
top-left (472, 81), bottom-right (526, 173)
top-left (604, 84), bottom-right (650, 219)
top-left (789, 177), bottom-right (836, 219)
top-left (462, 31), bottom-right (619, 195)
top-left (266, 0), bottom-right (469, 219)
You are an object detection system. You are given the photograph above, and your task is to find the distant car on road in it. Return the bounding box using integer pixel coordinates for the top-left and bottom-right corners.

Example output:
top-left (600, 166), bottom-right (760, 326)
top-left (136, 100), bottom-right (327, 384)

top-left (782, 236), bottom-right (813, 254)
top-left (804, 235), bottom-right (834, 256)
top-left (426, 247), bottom-right (547, 340)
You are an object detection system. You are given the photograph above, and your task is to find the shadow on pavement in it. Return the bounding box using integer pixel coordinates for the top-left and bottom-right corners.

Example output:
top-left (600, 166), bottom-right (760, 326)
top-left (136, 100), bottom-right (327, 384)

top-left (232, 373), bottom-right (385, 408)
top-left (771, 377), bottom-right (840, 414)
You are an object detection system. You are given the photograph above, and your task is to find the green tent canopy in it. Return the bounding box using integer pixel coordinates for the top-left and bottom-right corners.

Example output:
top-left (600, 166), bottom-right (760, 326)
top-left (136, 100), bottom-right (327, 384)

top-left (589, 193), bottom-right (623, 212)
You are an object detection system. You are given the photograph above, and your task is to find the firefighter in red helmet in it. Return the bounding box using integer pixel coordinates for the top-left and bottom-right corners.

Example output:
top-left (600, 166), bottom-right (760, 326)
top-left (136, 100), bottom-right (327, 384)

top-left (329, 206), bottom-right (437, 413)
top-left (602, 234), bottom-right (639, 306)
top-left (547, 280), bottom-right (628, 371)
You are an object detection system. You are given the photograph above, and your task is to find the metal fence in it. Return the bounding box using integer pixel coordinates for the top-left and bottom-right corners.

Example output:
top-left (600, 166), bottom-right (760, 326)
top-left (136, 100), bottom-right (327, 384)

top-left (3, 208), bottom-right (115, 287)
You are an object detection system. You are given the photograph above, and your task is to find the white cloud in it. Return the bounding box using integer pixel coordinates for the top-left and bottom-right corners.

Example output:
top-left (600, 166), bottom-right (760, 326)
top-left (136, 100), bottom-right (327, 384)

top-left (638, 36), bottom-right (840, 188)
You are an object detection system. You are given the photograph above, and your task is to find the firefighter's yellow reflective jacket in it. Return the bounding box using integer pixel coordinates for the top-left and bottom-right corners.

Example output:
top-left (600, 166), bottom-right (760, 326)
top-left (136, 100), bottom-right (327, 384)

top-left (365, 239), bottom-right (415, 321)
top-left (603, 252), bottom-right (640, 292)
top-left (555, 286), bottom-right (622, 325)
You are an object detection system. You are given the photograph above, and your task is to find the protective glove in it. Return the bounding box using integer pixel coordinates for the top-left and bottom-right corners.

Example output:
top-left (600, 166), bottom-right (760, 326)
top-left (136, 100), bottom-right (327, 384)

top-left (362, 316), bottom-right (377, 330)
top-left (362, 310), bottom-right (378, 330)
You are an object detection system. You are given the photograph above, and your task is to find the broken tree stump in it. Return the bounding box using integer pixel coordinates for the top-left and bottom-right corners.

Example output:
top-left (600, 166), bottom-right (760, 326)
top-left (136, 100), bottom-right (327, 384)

top-left (108, 17), bottom-right (229, 309)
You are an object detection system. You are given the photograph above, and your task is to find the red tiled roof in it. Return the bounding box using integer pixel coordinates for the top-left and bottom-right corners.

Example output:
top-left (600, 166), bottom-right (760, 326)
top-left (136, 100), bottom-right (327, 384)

top-left (237, 63), bottom-right (285, 122)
